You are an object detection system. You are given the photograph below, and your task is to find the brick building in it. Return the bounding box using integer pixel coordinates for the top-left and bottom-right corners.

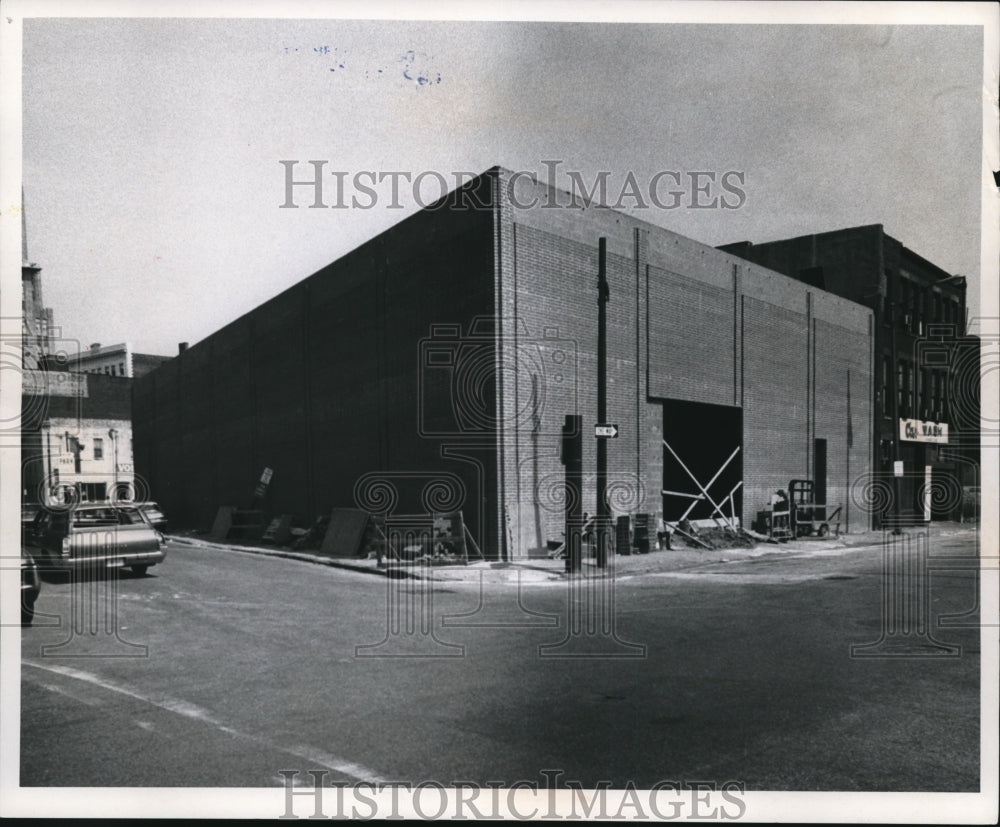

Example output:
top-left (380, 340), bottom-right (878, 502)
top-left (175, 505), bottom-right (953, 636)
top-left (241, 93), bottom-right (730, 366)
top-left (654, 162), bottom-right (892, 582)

top-left (22, 372), bottom-right (136, 506)
top-left (67, 341), bottom-right (172, 378)
top-left (720, 225), bottom-right (976, 526)
top-left (133, 167), bottom-right (873, 558)
top-left (19, 199), bottom-right (142, 509)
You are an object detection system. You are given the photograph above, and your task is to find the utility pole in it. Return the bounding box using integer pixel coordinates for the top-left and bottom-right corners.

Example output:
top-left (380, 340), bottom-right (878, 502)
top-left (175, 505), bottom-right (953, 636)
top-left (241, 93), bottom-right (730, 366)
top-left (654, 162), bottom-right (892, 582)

top-left (596, 237), bottom-right (609, 568)
top-left (890, 301), bottom-right (902, 534)
top-left (561, 414), bottom-right (582, 574)
top-left (109, 428), bottom-right (119, 503)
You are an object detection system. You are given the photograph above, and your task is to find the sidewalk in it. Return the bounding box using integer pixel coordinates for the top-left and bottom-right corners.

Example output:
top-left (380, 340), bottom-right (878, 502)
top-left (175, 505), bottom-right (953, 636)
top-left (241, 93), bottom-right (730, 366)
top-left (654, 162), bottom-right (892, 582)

top-left (167, 521), bottom-right (978, 584)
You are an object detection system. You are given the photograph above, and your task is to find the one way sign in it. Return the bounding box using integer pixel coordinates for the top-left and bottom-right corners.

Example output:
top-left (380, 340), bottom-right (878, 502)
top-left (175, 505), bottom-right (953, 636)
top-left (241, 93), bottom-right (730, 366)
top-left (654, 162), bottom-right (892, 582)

top-left (595, 424), bottom-right (619, 438)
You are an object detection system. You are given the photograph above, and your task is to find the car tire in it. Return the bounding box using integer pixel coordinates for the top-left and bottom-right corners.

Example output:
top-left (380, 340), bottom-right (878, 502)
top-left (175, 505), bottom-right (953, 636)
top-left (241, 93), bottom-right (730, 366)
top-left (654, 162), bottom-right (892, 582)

top-left (130, 564), bottom-right (149, 576)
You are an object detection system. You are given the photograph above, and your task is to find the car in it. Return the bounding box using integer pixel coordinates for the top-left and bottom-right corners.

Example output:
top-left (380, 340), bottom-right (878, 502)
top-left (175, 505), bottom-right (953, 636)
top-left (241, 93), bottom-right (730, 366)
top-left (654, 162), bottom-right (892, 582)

top-left (25, 504), bottom-right (167, 576)
top-left (21, 551), bottom-right (41, 625)
top-left (138, 502), bottom-right (168, 533)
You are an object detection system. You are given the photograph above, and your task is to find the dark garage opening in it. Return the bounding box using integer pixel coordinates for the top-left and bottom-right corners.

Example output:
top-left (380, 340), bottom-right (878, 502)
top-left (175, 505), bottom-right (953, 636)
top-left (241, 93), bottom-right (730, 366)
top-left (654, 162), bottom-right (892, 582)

top-left (662, 399), bottom-right (742, 521)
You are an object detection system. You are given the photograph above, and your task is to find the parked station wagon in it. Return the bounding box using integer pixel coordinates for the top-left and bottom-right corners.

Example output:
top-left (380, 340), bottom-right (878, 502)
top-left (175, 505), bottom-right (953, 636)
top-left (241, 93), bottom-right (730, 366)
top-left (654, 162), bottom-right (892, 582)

top-left (25, 504), bottom-right (167, 576)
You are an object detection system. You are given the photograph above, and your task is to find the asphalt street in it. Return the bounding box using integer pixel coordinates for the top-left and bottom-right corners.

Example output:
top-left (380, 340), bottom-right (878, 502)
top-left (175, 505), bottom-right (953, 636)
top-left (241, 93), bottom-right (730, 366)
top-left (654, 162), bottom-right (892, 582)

top-left (19, 530), bottom-right (982, 791)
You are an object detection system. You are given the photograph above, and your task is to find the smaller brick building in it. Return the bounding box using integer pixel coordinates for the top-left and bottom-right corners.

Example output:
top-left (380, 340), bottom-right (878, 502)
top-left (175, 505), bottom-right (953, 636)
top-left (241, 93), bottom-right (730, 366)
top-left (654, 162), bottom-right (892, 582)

top-left (720, 225), bottom-right (976, 526)
top-left (22, 372), bottom-right (137, 506)
top-left (67, 341), bottom-right (173, 379)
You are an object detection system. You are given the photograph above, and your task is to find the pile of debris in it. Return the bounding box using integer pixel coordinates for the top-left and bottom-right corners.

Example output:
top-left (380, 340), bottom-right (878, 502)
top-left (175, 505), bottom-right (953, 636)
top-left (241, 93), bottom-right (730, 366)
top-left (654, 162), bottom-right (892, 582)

top-left (291, 515), bottom-right (329, 551)
top-left (670, 520), bottom-right (757, 550)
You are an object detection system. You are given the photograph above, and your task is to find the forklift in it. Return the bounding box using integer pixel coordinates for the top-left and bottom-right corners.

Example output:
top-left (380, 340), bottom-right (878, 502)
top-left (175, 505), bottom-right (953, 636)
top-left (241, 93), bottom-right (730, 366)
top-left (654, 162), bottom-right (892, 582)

top-left (788, 479), bottom-right (842, 538)
top-left (755, 479), bottom-right (842, 541)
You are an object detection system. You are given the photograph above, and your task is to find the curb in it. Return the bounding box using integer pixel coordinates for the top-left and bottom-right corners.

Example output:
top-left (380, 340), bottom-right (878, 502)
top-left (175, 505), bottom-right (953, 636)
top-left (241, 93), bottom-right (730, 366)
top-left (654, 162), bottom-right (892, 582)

top-left (164, 524), bottom-right (979, 583)
top-left (165, 535), bottom-right (423, 579)
top-left (165, 536), bottom-right (583, 583)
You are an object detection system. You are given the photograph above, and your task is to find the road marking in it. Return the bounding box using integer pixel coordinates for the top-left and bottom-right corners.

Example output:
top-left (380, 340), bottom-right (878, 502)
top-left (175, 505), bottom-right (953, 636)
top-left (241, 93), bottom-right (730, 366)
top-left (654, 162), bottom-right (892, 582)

top-left (37, 680), bottom-right (101, 706)
top-left (644, 571), bottom-right (821, 583)
top-left (22, 660), bottom-right (386, 783)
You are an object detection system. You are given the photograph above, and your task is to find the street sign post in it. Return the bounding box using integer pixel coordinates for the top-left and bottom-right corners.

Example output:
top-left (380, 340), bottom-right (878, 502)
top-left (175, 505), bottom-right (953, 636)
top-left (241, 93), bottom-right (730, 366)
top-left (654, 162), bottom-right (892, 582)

top-left (595, 424), bottom-right (619, 438)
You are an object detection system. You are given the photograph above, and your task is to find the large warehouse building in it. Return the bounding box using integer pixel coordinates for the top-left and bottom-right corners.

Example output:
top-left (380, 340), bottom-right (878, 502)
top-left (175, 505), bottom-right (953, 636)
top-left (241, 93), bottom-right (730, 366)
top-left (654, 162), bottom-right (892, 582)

top-left (133, 167), bottom-right (873, 559)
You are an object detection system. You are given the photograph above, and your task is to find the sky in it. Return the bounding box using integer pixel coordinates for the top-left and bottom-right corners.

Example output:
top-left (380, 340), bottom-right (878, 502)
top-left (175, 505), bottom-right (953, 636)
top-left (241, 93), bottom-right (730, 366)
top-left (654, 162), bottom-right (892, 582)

top-left (13, 6), bottom-right (995, 359)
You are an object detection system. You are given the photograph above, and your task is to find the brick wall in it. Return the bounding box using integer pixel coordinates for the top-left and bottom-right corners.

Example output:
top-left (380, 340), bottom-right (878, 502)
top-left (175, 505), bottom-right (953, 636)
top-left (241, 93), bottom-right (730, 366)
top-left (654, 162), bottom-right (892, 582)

top-left (133, 175), bottom-right (500, 551)
top-left (496, 169), bottom-right (873, 554)
top-left (740, 296), bottom-right (809, 515)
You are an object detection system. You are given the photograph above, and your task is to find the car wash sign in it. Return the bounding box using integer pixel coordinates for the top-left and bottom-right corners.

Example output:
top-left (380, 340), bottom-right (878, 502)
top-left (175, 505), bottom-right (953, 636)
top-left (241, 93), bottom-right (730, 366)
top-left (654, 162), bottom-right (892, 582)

top-left (899, 418), bottom-right (948, 444)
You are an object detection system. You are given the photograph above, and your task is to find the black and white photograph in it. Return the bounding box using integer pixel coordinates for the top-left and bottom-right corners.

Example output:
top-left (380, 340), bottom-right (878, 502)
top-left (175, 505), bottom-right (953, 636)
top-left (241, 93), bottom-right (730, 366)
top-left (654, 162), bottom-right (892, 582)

top-left (1, 0), bottom-right (997, 821)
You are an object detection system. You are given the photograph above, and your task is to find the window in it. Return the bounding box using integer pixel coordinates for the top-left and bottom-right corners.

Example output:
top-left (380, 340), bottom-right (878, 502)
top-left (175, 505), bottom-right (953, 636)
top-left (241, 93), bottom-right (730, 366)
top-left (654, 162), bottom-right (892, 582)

top-left (73, 506), bottom-right (117, 528)
top-left (905, 364), bottom-right (914, 418)
top-left (119, 362), bottom-right (125, 375)
top-left (93, 437), bottom-right (104, 460)
top-left (880, 439), bottom-right (893, 463)
top-left (881, 356), bottom-right (891, 417)
top-left (883, 271), bottom-right (895, 326)
top-left (896, 361), bottom-right (904, 414)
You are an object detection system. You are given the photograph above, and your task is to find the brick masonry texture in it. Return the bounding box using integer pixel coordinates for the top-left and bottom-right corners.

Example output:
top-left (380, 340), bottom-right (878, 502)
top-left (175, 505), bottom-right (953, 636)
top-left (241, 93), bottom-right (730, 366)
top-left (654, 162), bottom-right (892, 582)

top-left (496, 169), bottom-right (872, 554)
top-left (133, 174), bottom-right (501, 551)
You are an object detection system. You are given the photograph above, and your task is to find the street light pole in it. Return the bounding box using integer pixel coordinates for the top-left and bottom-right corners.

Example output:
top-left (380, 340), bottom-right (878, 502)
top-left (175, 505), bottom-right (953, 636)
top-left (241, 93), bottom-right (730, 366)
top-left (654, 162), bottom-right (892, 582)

top-left (109, 428), bottom-right (118, 503)
top-left (596, 237), bottom-right (609, 569)
top-left (889, 308), bottom-right (902, 534)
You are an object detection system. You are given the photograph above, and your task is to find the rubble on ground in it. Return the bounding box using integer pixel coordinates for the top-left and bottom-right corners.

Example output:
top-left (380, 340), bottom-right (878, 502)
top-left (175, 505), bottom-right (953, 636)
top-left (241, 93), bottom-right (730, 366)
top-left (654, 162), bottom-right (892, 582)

top-left (672, 525), bottom-right (757, 549)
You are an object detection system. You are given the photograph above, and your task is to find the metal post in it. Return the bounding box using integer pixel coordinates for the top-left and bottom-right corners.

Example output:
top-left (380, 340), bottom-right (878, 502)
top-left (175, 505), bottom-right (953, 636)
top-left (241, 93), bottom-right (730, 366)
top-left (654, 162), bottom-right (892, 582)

top-left (109, 428), bottom-right (118, 503)
top-left (596, 237), bottom-right (609, 569)
top-left (562, 415), bottom-right (583, 574)
top-left (890, 303), bottom-right (902, 534)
